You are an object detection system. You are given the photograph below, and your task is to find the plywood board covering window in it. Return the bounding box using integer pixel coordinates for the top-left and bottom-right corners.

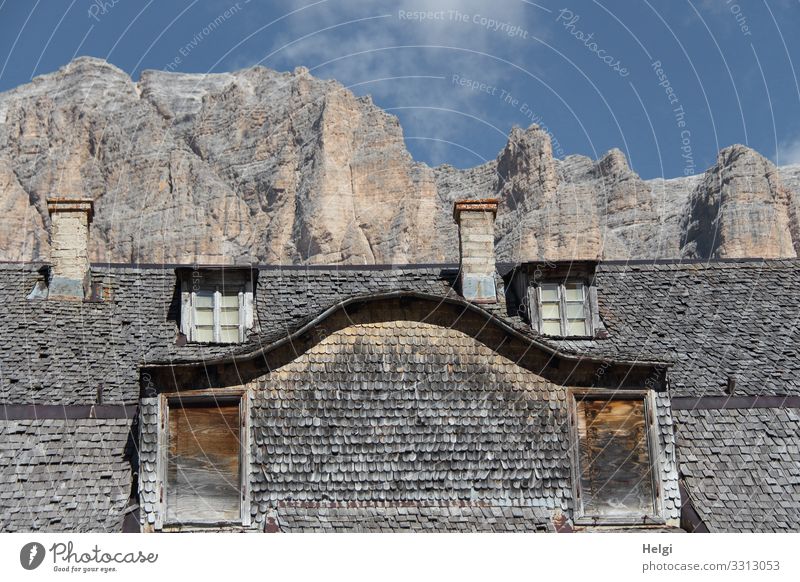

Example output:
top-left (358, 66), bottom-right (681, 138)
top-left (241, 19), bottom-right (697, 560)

top-left (571, 393), bottom-right (661, 523)
top-left (166, 400), bottom-right (241, 523)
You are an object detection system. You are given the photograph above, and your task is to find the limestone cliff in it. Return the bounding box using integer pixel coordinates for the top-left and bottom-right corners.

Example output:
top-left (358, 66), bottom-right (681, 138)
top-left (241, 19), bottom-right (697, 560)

top-left (0, 57), bottom-right (797, 265)
top-left (681, 145), bottom-right (797, 259)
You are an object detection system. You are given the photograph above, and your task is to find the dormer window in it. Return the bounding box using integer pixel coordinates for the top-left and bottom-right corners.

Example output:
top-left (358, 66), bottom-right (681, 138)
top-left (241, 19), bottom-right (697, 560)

top-left (537, 282), bottom-right (590, 336)
top-left (192, 285), bottom-right (243, 343)
top-left (503, 261), bottom-right (604, 339)
top-left (178, 268), bottom-right (256, 344)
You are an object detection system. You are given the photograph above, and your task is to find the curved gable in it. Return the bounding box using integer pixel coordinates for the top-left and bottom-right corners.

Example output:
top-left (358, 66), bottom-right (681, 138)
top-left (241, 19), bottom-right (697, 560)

top-left (142, 293), bottom-right (666, 393)
top-left (139, 313), bottom-right (680, 529)
top-left (252, 320), bottom-right (573, 509)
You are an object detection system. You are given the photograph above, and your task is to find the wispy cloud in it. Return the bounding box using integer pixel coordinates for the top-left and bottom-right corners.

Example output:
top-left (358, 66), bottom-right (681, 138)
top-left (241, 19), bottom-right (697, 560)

top-left (776, 136), bottom-right (800, 166)
top-left (231, 0), bottom-right (551, 166)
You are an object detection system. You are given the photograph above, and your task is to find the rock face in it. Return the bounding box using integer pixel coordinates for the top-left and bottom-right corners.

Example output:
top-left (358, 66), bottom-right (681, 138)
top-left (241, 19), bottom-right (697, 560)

top-left (681, 145), bottom-right (797, 259)
top-left (0, 57), bottom-right (798, 265)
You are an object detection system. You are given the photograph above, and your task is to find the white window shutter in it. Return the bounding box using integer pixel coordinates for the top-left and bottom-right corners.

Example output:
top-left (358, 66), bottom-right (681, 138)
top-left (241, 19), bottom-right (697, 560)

top-left (238, 289), bottom-right (245, 342)
top-left (244, 280), bottom-right (254, 330)
top-left (588, 284), bottom-right (601, 337)
top-left (180, 279), bottom-right (194, 340)
top-left (582, 283), bottom-right (591, 336)
top-left (213, 287), bottom-right (222, 343)
top-left (527, 285), bottom-right (539, 331)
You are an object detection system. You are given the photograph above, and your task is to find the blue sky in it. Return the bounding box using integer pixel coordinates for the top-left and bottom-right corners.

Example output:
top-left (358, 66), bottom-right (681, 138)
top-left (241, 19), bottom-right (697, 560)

top-left (1, 0), bottom-right (799, 179)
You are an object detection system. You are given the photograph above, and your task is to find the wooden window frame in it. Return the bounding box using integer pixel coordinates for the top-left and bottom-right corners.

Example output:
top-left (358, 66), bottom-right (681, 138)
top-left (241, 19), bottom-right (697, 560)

top-left (567, 389), bottom-right (665, 526)
top-left (155, 388), bottom-right (251, 529)
top-left (192, 284), bottom-right (244, 343)
top-left (530, 281), bottom-right (593, 338)
top-left (179, 272), bottom-right (254, 344)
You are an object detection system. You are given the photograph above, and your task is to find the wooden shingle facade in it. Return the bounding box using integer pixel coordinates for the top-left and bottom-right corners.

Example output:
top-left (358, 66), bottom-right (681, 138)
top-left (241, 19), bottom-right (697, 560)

top-left (1, 258), bottom-right (798, 532)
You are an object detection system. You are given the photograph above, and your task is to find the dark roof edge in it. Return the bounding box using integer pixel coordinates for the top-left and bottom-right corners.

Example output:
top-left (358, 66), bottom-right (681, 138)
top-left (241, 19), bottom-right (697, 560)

top-left (92, 257), bottom-right (800, 269)
top-left (144, 290), bottom-right (673, 371)
top-left (597, 256), bottom-right (791, 266)
top-left (2, 257), bottom-right (794, 273)
top-left (165, 262), bottom-right (459, 271)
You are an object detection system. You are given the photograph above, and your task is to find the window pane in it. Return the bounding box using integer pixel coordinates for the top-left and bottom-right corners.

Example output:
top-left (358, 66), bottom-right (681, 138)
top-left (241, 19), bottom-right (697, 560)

top-left (194, 289), bottom-right (214, 308)
top-left (218, 326), bottom-right (240, 343)
top-left (541, 302), bottom-right (561, 319)
top-left (564, 284), bottom-right (584, 302)
top-left (568, 319), bottom-right (588, 336)
top-left (565, 303), bottom-right (585, 319)
top-left (194, 288), bottom-right (215, 342)
top-left (542, 320), bottom-right (562, 335)
top-left (194, 307), bottom-right (214, 327)
top-left (219, 307), bottom-right (240, 327)
top-left (540, 284), bottom-right (559, 302)
top-left (219, 291), bottom-right (240, 308)
top-left (167, 402), bottom-right (241, 522)
top-left (194, 326), bottom-right (214, 342)
top-left (575, 398), bottom-right (655, 518)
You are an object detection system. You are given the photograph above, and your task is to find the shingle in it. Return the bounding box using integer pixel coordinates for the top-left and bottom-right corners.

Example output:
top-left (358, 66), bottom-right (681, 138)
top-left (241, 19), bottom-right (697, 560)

top-left (675, 407), bottom-right (800, 532)
top-left (0, 419), bottom-right (132, 532)
top-left (272, 501), bottom-right (554, 532)
top-left (2, 259), bottom-right (798, 532)
top-left (583, 259), bottom-right (800, 398)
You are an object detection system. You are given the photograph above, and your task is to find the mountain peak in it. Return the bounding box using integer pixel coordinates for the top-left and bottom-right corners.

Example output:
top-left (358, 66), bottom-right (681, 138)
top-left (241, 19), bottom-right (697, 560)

top-left (0, 58), bottom-right (797, 264)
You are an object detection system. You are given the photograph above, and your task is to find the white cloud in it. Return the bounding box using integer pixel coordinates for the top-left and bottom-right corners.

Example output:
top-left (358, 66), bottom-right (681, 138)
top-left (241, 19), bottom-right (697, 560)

top-left (233, 0), bottom-right (552, 166)
top-left (776, 137), bottom-right (800, 166)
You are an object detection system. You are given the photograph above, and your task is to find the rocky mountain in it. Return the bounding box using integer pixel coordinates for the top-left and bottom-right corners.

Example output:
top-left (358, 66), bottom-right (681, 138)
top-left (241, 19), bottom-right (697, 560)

top-left (0, 57), bottom-right (798, 265)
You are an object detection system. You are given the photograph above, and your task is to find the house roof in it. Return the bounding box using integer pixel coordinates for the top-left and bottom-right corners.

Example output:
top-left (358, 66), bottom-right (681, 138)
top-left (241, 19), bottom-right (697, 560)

top-left (1, 258), bottom-right (799, 533)
top-left (0, 419), bottom-right (132, 532)
top-left (562, 258), bottom-right (800, 397)
top-left (2, 258), bottom-right (797, 403)
top-left (0, 261), bottom-right (668, 405)
top-left (674, 407), bottom-right (800, 532)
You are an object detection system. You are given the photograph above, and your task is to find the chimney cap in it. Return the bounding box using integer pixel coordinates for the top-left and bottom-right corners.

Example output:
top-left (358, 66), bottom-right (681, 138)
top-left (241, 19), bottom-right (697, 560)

top-left (453, 198), bottom-right (499, 222)
top-left (46, 197), bottom-right (94, 222)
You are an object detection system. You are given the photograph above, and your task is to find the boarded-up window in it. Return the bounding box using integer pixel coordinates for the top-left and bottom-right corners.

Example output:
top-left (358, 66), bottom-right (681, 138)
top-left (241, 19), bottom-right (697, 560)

top-left (166, 400), bottom-right (241, 523)
top-left (573, 396), bottom-right (657, 521)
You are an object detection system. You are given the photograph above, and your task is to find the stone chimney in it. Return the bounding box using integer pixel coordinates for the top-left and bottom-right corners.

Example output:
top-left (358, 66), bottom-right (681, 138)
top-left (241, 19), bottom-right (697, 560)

top-left (46, 197), bottom-right (94, 299)
top-left (453, 198), bottom-right (499, 303)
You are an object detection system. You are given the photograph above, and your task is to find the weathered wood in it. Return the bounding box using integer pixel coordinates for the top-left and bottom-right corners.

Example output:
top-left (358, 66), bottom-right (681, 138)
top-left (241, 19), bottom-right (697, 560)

top-left (0, 404), bottom-right (137, 420)
top-left (240, 394), bottom-right (251, 527)
top-left (671, 395), bottom-right (800, 409)
top-left (166, 401), bottom-right (241, 523)
top-left (156, 400), bottom-right (167, 530)
top-left (180, 277), bottom-right (192, 338)
top-left (679, 481), bottom-right (710, 533)
top-left (575, 398), bottom-right (655, 518)
top-left (588, 284), bottom-right (602, 336)
top-left (244, 279), bottom-right (254, 329)
top-left (525, 279), bottom-right (538, 324)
